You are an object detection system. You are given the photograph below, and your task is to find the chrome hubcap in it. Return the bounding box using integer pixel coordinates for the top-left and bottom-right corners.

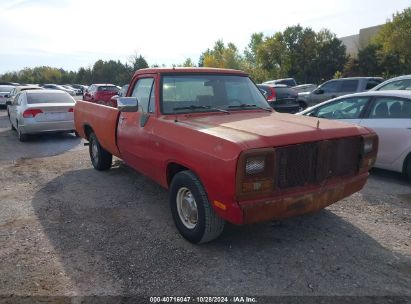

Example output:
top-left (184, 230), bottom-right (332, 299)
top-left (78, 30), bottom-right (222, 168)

top-left (176, 187), bottom-right (198, 229)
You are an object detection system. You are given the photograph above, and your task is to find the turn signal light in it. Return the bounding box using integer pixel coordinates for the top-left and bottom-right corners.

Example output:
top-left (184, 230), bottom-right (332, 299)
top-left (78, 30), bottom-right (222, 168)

top-left (68, 108), bottom-right (74, 112)
top-left (23, 109), bottom-right (43, 118)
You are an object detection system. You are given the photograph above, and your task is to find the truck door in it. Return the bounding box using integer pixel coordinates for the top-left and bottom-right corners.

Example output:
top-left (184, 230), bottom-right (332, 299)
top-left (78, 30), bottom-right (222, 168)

top-left (117, 75), bottom-right (160, 181)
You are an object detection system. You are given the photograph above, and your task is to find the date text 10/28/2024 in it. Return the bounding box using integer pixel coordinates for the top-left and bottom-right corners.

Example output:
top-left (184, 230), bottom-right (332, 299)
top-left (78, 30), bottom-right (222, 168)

top-left (150, 296), bottom-right (257, 303)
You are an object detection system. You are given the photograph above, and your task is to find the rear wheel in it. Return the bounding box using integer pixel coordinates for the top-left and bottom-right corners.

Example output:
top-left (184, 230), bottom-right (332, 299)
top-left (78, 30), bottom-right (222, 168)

top-left (89, 132), bottom-right (112, 170)
top-left (17, 125), bottom-right (28, 142)
top-left (405, 157), bottom-right (411, 182)
top-left (170, 170), bottom-right (225, 244)
top-left (9, 115), bottom-right (15, 131)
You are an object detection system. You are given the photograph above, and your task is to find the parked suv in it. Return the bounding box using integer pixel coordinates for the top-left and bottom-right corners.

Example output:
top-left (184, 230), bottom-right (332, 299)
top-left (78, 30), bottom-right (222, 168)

top-left (297, 77), bottom-right (383, 109)
top-left (83, 84), bottom-right (119, 105)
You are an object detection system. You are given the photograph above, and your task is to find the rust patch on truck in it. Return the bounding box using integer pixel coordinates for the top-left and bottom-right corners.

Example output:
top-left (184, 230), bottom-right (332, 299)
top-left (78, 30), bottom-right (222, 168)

top-left (241, 174), bottom-right (367, 224)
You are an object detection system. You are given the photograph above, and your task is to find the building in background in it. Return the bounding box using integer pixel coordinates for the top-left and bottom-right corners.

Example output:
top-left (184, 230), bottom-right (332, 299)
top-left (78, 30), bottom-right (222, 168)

top-left (340, 24), bottom-right (383, 57)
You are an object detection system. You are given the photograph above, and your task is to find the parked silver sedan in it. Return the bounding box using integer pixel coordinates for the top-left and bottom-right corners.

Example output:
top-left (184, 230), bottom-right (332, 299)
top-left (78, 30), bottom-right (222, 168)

top-left (8, 90), bottom-right (76, 141)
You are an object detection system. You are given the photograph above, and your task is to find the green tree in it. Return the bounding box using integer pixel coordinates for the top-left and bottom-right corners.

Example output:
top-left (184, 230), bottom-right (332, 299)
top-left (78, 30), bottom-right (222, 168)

top-left (313, 29), bottom-right (347, 83)
top-left (374, 7), bottom-right (411, 74)
top-left (201, 40), bottom-right (243, 69)
top-left (181, 58), bottom-right (195, 67)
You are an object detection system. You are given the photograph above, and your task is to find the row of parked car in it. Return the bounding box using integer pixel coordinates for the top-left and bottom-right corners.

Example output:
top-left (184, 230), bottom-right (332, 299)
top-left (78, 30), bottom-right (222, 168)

top-left (0, 81), bottom-right (125, 141)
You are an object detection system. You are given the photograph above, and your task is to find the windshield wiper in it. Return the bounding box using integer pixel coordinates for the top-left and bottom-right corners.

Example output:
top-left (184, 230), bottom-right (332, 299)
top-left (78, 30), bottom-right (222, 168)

top-left (173, 105), bottom-right (229, 114)
top-left (228, 104), bottom-right (272, 112)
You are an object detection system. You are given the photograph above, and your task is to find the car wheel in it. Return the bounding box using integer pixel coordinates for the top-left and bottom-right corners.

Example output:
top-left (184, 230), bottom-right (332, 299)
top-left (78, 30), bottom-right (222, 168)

top-left (17, 126), bottom-right (28, 142)
top-left (298, 101), bottom-right (307, 110)
top-left (405, 156), bottom-right (411, 182)
top-left (9, 115), bottom-right (15, 131)
top-left (170, 170), bottom-right (225, 244)
top-left (89, 132), bottom-right (112, 170)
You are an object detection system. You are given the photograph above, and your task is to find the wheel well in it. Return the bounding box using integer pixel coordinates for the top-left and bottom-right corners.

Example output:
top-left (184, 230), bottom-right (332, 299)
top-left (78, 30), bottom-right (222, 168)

top-left (167, 163), bottom-right (189, 186)
top-left (84, 125), bottom-right (93, 140)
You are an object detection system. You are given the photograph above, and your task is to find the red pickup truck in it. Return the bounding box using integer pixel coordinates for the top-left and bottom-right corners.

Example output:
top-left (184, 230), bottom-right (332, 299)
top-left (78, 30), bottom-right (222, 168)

top-left (74, 68), bottom-right (378, 244)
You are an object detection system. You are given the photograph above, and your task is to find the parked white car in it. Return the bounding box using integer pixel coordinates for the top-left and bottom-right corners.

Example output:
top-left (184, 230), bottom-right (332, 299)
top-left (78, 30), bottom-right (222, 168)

top-left (8, 90), bottom-right (76, 142)
top-left (6, 85), bottom-right (43, 105)
top-left (0, 85), bottom-right (15, 106)
top-left (370, 74), bottom-right (411, 91)
top-left (297, 90), bottom-right (411, 180)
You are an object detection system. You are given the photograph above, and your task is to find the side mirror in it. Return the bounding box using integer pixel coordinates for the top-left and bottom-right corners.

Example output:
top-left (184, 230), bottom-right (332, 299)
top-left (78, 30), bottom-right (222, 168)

top-left (118, 97), bottom-right (138, 112)
top-left (314, 89), bottom-right (324, 95)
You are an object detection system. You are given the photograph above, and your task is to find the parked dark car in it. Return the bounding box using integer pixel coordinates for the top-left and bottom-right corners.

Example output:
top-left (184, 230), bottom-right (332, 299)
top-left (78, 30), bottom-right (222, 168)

top-left (297, 77), bottom-right (383, 109)
top-left (257, 84), bottom-right (300, 113)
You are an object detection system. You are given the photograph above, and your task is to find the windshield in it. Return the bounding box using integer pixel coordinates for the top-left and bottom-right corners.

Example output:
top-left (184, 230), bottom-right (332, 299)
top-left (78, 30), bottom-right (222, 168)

top-left (161, 75), bottom-right (269, 114)
top-left (27, 92), bottom-right (75, 104)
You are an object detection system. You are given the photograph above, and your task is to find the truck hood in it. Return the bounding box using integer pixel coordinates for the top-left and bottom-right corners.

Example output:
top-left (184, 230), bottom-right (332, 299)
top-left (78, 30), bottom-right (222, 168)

top-left (177, 111), bottom-right (368, 149)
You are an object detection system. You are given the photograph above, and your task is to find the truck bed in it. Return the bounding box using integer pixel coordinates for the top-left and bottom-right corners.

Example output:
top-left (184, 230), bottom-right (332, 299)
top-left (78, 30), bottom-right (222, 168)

top-left (74, 101), bottom-right (121, 157)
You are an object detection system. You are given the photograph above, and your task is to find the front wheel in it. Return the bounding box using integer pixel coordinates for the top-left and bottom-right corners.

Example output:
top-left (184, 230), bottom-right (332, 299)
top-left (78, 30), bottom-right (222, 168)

top-left (89, 132), bottom-right (112, 170)
top-left (170, 171), bottom-right (225, 244)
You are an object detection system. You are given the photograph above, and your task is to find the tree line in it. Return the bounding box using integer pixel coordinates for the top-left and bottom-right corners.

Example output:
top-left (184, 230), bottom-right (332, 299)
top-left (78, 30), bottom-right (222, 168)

top-left (1, 7), bottom-right (409, 85)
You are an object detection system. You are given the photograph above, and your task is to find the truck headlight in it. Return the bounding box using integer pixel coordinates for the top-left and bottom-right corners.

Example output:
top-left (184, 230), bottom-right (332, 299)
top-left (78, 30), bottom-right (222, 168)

top-left (245, 156), bottom-right (266, 175)
top-left (359, 134), bottom-right (379, 173)
top-left (363, 137), bottom-right (374, 154)
top-left (236, 149), bottom-right (276, 199)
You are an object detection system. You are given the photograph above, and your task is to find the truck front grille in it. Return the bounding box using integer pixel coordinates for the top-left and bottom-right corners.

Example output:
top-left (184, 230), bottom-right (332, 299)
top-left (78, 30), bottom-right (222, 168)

top-left (276, 137), bottom-right (361, 189)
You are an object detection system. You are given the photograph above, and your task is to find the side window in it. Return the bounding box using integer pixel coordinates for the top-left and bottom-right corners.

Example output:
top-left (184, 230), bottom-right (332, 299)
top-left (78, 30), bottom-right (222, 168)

top-left (131, 78), bottom-right (155, 113)
top-left (320, 81), bottom-right (340, 93)
top-left (13, 93), bottom-right (21, 105)
top-left (366, 79), bottom-right (382, 90)
top-left (340, 80), bottom-right (359, 92)
top-left (377, 79), bottom-right (411, 91)
top-left (315, 97), bottom-right (369, 119)
top-left (369, 97), bottom-right (411, 119)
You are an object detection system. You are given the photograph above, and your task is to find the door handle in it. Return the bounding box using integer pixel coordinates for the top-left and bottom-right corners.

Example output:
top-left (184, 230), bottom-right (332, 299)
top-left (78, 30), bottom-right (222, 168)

top-left (119, 117), bottom-right (127, 121)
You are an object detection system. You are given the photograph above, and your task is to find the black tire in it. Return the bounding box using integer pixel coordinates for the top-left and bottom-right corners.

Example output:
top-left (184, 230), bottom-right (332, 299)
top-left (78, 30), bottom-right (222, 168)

top-left (89, 132), bottom-right (112, 170)
top-left (17, 126), bottom-right (28, 142)
top-left (298, 101), bottom-right (307, 110)
top-left (170, 170), bottom-right (225, 244)
top-left (405, 157), bottom-right (411, 182)
top-left (9, 115), bottom-right (15, 131)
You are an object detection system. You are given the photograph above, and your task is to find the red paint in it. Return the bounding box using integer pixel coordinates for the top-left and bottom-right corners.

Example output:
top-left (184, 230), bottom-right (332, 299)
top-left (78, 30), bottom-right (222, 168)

top-left (75, 68), bottom-right (377, 225)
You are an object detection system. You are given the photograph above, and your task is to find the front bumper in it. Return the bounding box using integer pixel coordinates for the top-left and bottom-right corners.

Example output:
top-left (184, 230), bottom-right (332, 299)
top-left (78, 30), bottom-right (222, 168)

top-left (237, 173), bottom-right (368, 224)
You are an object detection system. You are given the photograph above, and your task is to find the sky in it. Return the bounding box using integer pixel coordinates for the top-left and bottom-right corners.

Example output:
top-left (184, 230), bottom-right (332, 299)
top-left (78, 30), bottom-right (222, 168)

top-left (0, 0), bottom-right (410, 74)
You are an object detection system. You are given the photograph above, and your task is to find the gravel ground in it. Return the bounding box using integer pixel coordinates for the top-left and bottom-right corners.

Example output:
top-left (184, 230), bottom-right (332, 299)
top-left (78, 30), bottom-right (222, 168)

top-left (0, 108), bottom-right (410, 300)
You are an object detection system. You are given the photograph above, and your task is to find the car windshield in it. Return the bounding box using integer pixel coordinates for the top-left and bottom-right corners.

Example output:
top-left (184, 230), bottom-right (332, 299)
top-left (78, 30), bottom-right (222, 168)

top-left (161, 75), bottom-right (269, 114)
top-left (27, 92), bottom-right (74, 104)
